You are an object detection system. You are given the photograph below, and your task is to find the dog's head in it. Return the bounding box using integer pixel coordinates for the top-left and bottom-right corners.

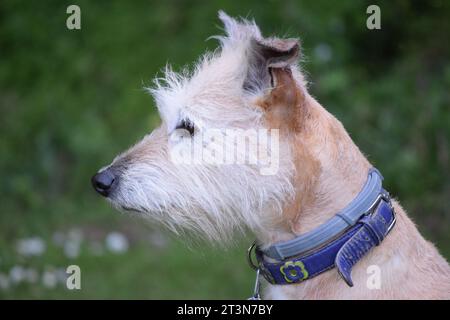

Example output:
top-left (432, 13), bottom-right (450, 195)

top-left (92, 12), bottom-right (319, 242)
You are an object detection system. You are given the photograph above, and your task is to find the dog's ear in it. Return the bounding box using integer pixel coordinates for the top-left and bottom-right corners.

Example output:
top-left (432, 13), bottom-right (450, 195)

top-left (218, 11), bottom-right (262, 43)
top-left (250, 38), bottom-right (305, 132)
top-left (216, 11), bottom-right (299, 92)
top-left (244, 37), bottom-right (300, 93)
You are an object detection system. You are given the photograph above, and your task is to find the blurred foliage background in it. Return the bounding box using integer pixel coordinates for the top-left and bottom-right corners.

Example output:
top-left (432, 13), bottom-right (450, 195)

top-left (0, 0), bottom-right (449, 299)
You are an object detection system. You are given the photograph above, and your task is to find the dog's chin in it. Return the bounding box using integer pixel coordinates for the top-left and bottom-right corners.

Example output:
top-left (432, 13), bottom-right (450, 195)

top-left (120, 205), bottom-right (143, 213)
top-left (106, 197), bottom-right (146, 214)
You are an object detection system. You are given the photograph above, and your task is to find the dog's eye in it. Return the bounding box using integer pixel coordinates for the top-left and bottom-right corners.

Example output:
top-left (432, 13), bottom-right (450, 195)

top-left (175, 119), bottom-right (195, 136)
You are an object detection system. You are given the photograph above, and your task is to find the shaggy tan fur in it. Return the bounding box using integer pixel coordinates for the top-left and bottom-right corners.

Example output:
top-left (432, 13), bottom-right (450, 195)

top-left (260, 68), bottom-right (450, 299)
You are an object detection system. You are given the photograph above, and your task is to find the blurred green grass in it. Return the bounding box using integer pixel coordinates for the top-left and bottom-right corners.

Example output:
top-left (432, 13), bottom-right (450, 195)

top-left (0, 0), bottom-right (449, 298)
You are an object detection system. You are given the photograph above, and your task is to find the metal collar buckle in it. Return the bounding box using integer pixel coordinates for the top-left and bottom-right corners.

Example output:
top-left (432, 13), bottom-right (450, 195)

top-left (247, 241), bottom-right (259, 271)
top-left (247, 242), bottom-right (262, 300)
top-left (365, 191), bottom-right (397, 234)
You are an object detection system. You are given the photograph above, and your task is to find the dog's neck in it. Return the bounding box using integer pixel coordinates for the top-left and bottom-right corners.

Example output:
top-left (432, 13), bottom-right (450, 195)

top-left (246, 66), bottom-right (449, 300)
top-left (258, 94), bottom-right (371, 247)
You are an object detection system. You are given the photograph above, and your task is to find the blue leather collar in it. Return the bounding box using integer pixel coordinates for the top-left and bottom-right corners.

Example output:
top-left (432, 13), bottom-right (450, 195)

top-left (253, 168), bottom-right (396, 286)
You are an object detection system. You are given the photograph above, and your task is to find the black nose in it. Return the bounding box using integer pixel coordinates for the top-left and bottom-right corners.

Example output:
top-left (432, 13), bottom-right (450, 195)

top-left (91, 169), bottom-right (116, 197)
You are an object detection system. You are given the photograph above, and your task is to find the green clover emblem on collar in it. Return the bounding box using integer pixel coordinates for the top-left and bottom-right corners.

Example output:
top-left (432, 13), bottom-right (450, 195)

top-left (280, 261), bottom-right (309, 283)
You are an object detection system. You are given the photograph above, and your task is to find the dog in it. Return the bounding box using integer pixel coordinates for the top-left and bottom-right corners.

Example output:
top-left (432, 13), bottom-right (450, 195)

top-left (92, 12), bottom-right (450, 299)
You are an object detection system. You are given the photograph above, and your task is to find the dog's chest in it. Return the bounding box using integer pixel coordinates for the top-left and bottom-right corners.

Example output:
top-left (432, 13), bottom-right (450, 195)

top-left (265, 286), bottom-right (289, 300)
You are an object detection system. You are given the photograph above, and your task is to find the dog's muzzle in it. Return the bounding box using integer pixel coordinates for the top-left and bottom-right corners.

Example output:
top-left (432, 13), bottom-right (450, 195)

top-left (91, 168), bottom-right (117, 197)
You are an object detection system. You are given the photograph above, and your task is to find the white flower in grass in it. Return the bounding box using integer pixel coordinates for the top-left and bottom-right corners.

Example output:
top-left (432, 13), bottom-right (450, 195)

top-left (52, 232), bottom-right (66, 246)
top-left (67, 229), bottom-right (83, 242)
top-left (0, 273), bottom-right (10, 290)
top-left (17, 237), bottom-right (46, 257)
top-left (56, 268), bottom-right (68, 283)
top-left (64, 228), bottom-right (84, 259)
top-left (64, 241), bottom-right (81, 259)
top-left (42, 269), bottom-right (58, 288)
top-left (105, 232), bottom-right (129, 254)
top-left (9, 265), bottom-right (25, 283)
